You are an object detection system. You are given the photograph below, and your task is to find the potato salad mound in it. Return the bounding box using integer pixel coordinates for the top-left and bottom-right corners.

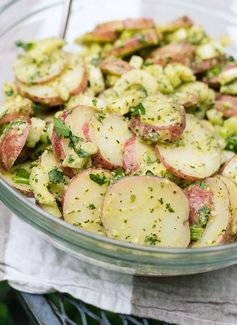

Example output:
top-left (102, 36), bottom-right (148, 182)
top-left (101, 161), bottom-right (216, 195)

top-left (1, 16), bottom-right (237, 248)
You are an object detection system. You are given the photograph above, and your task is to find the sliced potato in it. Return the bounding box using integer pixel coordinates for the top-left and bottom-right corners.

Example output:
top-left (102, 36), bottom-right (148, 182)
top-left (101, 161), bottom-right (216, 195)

top-left (109, 29), bottom-right (159, 57)
top-left (0, 95), bottom-right (33, 125)
top-left (100, 57), bottom-right (133, 76)
top-left (63, 169), bottom-right (111, 234)
top-left (122, 136), bottom-right (163, 175)
top-left (191, 177), bottom-right (231, 247)
top-left (149, 42), bottom-right (195, 66)
top-left (114, 69), bottom-right (157, 96)
top-left (129, 94), bottom-right (186, 143)
top-left (156, 114), bottom-right (222, 180)
top-left (158, 16), bottom-right (193, 33)
top-left (220, 176), bottom-right (237, 236)
top-left (221, 155), bottom-right (237, 183)
top-left (86, 114), bottom-right (132, 169)
top-left (102, 176), bottom-right (190, 247)
top-left (216, 94), bottom-right (237, 117)
top-left (14, 51), bottom-right (66, 85)
top-left (0, 118), bottom-right (31, 170)
top-left (16, 63), bottom-right (87, 106)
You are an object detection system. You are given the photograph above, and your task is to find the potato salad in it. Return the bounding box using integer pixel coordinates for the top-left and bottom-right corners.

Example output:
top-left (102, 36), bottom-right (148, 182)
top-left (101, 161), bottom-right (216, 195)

top-left (1, 16), bottom-right (237, 248)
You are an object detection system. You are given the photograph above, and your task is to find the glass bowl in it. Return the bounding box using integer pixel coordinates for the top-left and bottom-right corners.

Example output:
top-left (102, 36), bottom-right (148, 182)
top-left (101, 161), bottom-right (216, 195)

top-left (1, 0), bottom-right (237, 276)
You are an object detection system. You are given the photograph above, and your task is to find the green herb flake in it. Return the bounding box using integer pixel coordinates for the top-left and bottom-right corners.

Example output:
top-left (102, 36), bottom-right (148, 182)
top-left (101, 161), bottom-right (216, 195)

top-left (130, 194), bottom-right (136, 202)
top-left (53, 117), bottom-right (71, 138)
top-left (144, 233), bottom-right (161, 245)
top-left (48, 168), bottom-right (64, 184)
top-left (15, 40), bottom-right (34, 51)
top-left (130, 103), bottom-right (146, 116)
top-left (199, 181), bottom-right (208, 189)
top-left (88, 203), bottom-right (96, 210)
top-left (166, 203), bottom-right (175, 213)
top-left (89, 173), bottom-right (108, 185)
top-left (77, 149), bottom-right (90, 158)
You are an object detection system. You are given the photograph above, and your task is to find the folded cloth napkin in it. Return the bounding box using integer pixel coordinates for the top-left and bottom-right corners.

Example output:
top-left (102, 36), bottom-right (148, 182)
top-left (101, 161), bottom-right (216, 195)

top-left (1, 203), bottom-right (237, 325)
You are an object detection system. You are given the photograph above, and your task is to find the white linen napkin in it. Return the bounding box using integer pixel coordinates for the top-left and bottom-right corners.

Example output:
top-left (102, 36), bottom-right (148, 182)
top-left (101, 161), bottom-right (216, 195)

top-left (1, 203), bottom-right (237, 325)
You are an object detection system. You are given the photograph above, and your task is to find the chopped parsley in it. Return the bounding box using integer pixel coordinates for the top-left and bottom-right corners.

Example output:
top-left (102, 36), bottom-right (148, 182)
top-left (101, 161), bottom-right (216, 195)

top-left (111, 169), bottom-right (125, 183)
top-left (166, 203), bottom-right (175, 213)
top-left (199, 181), bottom-right (208, 189)
top-left (53, 117), bottom-right (71, 138)
top-left (88, 203), bottom-right (96, 210)
top-left (15, 40), bottom-right (34, 51)
top-left (130, 103), bottom-right (146, 116)
top-left (89, 173), bottom-right (108, 185)
top-left (130, 194), bottom-right (136, 202)
top-left (225, 135), bottom-right (237, 153)
top-left (144, 233), bottom-right (161, 245)
top-left (77, 149), bottom-right (90, 158)
top-left (198, 207), bottom-right (211, 227)
top-left (48, 168), bottom-right (64, 184)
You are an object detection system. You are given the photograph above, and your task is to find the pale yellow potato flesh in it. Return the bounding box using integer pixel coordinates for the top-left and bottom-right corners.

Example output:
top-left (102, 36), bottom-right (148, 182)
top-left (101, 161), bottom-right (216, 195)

top-left (63, 169), bottom-right (111, 235)
top-left (157, 114), bottom-right (222, 180)
top-left (102, 176), bottom-right (190, 247)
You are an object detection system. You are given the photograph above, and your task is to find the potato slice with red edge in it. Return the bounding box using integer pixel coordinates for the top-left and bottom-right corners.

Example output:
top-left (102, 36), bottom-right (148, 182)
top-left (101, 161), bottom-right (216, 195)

top-left (215, 94), bottom-right (237, 117)
top-left (51, 105), bottom-right (95, 162)
top-left (184, 181), bottom-right (214, 226)
top-left (221, 155), bottom-right (237, 183)
top-left (63, 169), bottom-right (111, 234)
top-left (219, 176), bottom-right (237, 236)
top-left (0, 96), bottom-right (33, 125)
top-left (156, 114), bottom-right (222, 180)
top-left (16, 64), bottom-right (87, 106)
top-left (159, 16), bottom-right (193, 33)
top-left (122, 136), bottom-right (159, 173)
top-left (100, 57), bottom-right (133, 76)
top-left (109, 29), bottom-right (159, 58)
top-left (149, 42), bottom-right (195, 67)
top-left (0, 118), bottom-right (31, 171)
top-left (14, 51), bottom-right (66, 85)
top-left (123, 18), bottom-right (155, 30)
top-left (77, 30), bottom-right (117, 44)
top-left (130, 94), bottom-right (186, 143)
top-left (85, 114), bottom-right (132, 170)
top-left (102, 175), bottom-right (190, 247)
top-left (191, 56), bottom-right (224, 74)
top-left (0, 170), bottom-right (32, 196)
top-left (190, 177), bottom-right (231, 247)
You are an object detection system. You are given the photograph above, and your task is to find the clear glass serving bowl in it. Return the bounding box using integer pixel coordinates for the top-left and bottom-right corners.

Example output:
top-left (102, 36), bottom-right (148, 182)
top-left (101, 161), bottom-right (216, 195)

top-left (1, 0), bottom-right (237, 276)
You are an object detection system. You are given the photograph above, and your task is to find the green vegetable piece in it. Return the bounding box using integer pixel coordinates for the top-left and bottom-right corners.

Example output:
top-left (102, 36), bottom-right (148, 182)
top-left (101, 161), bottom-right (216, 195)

top-left (130, 102), bottom-right (146, 116)
top-left (53, 117), bottom-right (71, 138)
top-left (12, 168), bottom-right (30, 184)
top-left (89, 173), bottom-right (108, 185)
top-left (198, 207), bottom-right (211, 227)
top-left (225, 135), bottom-right (237, 153)
top-left (190, 225), bottom-right (204, 241)
top-left (15, 40), bottom-right (34, 51)
top-left (77, 149), bottom-right (90, 158)
top-left (48, 168), bottom-right (64, 184)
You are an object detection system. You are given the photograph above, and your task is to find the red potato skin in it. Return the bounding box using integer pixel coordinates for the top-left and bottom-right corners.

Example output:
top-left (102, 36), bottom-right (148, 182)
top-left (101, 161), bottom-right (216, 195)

top-left (129, 108), bottom-right (186, 143)
top-left (0, 118), bottom-right (31, 171)
top-left (184, 184), bottom-right (213, 225)
top-left (123, 18), bottom-right (155, 30)
top-left (87, 30), bottom-right (117, 42)
top-left (122, 137), bottom-right (139, 172)
top-left (220, 156), bottom-right (237, 178)
top-left (95, 18), bottom-right (155, 33)
top-left (109, 29), bottom-right (159, 57)
top-left (0, 112), bottom-right (29, 126)
top-left (100, 57), bottom-right (133, 76)
top-left (51, 110), bottom-right (68, 162)
top-left (82, 121), bottom-right (118, 170)
top-left (165, 16), bottom-right (193, 31)
top-left (149, 42), bottom-right (195, 66)
top-left (215, 94), bottom-right (237, 117)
